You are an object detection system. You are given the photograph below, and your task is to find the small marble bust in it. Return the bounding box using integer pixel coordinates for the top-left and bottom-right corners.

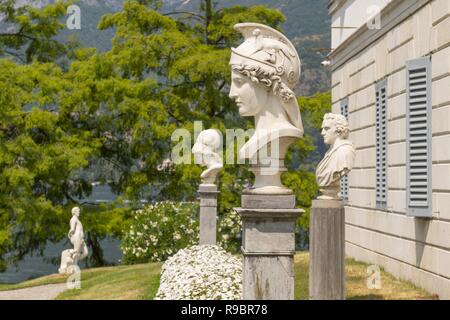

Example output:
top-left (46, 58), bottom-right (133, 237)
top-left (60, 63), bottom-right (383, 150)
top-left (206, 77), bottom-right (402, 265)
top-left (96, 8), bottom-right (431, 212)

top-left (59, 206), bottom-right (89, 274)
top-left (316, 113), bottom-right (355, 200)
top-left (192, 129), bottom-right (223, 185)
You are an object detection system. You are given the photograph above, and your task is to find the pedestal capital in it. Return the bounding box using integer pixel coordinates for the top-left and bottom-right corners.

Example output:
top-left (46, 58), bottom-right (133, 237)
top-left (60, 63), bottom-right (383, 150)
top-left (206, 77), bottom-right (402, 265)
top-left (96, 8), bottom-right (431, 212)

top-left (235, 207), bottom-right (303, 220)
top-left (312, 198), bottom-right (344, 209)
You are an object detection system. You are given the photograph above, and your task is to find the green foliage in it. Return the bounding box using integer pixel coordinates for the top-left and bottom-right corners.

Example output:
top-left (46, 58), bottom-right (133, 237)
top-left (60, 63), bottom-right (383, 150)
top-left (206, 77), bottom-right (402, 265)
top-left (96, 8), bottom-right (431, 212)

top-left (0, 0), bottom-right (72, 63)
top-left (0, 1), bottom-right (127, 268)
top-left (0, 58), bottom-right (101, 269)
top-left (121, 202), bottom-right (199, 263)
top-left (299, 91), bottom-right (333, 129)
top-left (217, 209), bottom-right (241, 253)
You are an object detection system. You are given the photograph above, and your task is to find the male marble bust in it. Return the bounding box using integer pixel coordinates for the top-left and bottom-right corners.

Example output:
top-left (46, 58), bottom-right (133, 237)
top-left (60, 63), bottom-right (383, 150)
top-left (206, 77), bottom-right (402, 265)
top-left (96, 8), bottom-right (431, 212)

top-left (316, 113), bottom-right (355, 200)
top-left (192, 129), bottom-right (223, 185)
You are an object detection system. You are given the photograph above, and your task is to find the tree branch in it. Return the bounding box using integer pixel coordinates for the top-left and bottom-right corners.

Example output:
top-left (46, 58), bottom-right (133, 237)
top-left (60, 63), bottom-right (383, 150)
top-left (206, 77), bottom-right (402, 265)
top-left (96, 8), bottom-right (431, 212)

top-left (0, 26), bottom-right (37, 41)
top-left (218, 80), bottom-right (227, 91)
top-left (163, 11), bottom-right (205, 20)
top-left (162, 11), bottom-right (205, 23)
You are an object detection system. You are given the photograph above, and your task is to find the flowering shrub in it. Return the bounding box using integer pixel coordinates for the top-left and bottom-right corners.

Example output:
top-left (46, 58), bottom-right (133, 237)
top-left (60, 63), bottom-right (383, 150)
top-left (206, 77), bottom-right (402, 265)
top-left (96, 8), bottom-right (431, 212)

top-left (121, 201), bottom-right (199, 263)
top-left (217, 209), bottom-right (242, 253)
top-left (155, 245), bottom-right (242, 300)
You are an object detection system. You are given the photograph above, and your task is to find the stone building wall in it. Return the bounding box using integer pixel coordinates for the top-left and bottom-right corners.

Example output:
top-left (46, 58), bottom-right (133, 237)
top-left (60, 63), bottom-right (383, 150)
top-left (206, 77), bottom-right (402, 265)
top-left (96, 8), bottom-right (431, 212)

top-left (329, 0), bottom-right (450, 299)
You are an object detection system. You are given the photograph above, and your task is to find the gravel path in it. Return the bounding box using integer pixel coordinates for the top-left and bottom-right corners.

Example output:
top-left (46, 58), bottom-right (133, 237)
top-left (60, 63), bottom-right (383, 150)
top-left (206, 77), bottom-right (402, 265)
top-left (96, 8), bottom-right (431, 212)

top-left (0, 283), bottom-right (67, 300)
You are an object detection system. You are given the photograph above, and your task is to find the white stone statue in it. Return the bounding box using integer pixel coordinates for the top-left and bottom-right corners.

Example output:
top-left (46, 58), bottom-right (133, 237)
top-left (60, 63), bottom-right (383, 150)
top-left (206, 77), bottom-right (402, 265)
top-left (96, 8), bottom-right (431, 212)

top-left (229, 22), bottom-right (304, 194)
top-left (192, 129), bottom-right (223, 185)
top-left (59, 206), bottom-right (89, 275)
top-left (316, 113), bottom-right (356, 200)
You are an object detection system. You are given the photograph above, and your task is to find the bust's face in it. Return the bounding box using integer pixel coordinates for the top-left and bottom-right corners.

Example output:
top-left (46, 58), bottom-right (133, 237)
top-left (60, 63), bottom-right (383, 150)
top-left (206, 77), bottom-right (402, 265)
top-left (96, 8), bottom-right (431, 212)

top-left (72, 207), bottom-right (80, 217)
top-left (192, 140), bottom-right (209, 165)
top-left (229, 70), bottom-right (265, 117)
top-left (192, 131), bottom-right (219, 166)
top-left (321, 119), bottom-right (339, 146)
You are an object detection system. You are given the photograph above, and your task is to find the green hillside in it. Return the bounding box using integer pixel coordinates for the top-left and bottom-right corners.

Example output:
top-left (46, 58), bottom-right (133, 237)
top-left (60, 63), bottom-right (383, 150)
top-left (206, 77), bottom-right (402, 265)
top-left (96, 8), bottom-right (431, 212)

top-left (56, 0), bottom-right (330, 95)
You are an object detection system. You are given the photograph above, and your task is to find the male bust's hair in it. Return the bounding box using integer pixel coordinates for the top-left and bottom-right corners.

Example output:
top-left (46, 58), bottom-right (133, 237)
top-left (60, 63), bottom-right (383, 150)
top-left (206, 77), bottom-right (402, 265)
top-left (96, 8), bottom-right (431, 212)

top-left (192, 129), bottom-right (223, 168)
top-left (196, 129), bottom-right (221, 153)
top-left (323, 113), bottom-right (350, 140)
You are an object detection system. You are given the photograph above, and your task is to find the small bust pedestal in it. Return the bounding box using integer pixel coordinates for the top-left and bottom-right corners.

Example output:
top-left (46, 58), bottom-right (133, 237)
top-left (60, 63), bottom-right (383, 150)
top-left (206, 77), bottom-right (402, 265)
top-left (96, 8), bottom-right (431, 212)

top-left (198, 184), bottom-right (219, 245)
top-left (309, 198), bottom-right (345, 300)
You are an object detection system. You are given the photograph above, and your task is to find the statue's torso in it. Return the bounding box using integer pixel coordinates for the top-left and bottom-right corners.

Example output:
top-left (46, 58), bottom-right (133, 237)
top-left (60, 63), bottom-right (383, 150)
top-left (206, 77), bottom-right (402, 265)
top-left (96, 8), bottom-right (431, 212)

top-left (316, 140), bottom-right (355, 187)
top-left (70, 216), bottom-right (84, 242)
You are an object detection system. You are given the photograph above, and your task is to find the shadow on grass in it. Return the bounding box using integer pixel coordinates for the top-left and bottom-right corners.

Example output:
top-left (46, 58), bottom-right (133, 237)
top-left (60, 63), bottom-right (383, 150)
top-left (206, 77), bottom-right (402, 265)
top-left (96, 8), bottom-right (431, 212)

top-left (348, 294), bottom-right (385, 300)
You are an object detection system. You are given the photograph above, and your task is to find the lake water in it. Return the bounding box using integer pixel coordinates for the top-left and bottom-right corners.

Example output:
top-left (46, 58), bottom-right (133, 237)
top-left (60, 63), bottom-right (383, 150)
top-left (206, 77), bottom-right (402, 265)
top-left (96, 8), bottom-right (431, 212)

top-left (0, 238), bottom-right (122, 283)
top-left (0, 185), bottom-right (122, 284)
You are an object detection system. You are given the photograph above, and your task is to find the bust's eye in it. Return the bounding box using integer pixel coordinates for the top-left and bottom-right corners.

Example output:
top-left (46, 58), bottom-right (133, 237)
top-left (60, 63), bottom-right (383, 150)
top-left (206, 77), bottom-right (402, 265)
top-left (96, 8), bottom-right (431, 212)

top-left (233, 78), bottom-right (243, 86)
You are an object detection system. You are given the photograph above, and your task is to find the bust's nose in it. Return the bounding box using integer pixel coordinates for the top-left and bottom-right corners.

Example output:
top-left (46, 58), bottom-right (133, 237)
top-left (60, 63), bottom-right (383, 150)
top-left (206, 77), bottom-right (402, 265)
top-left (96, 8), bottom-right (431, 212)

top-left (229, 85), bottom-right (237, 100)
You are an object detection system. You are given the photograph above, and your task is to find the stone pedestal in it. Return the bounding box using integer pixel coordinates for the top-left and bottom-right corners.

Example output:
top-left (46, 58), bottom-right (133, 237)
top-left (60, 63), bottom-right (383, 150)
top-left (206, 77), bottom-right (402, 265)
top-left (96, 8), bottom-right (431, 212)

top-left (198, 184), bottom-right (219, 245)
top-left (309, 199), bottom-right (345, 300)
top-left (236, 193), bottom-right (303, 300)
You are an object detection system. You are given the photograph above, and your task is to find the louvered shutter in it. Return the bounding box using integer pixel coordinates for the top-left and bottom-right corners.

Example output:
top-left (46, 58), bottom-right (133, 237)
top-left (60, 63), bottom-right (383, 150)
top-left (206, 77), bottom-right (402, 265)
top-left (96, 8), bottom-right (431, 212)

top-left (376, 80), bottom-right (388, 209)
top-left (406, 57), bottom-right (432, 217)
top-left (340, 98), bottom-right (349, 201)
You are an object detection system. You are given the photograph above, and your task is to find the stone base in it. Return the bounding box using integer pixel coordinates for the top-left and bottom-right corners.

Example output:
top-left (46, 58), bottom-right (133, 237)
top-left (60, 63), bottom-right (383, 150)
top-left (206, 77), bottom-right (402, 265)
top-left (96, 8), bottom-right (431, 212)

top-left (243, 254), bottom-right (295, 300)
top-left (59, 249), bottom-right (78, 275)
top-left (236, 205), bottom-right (303, 300)
top-left (309, 199), bottom-right (345, 300)
top-left (241, 194), bottom-right (296, 209)
top-left (198, 184), bottom-right (219, 245)
top-left (199, 206), bottom-right (217, 245)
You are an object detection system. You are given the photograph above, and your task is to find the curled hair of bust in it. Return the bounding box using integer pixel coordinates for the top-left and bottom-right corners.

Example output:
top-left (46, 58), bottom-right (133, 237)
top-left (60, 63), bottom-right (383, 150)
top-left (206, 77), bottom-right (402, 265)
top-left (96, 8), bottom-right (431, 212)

top-left (232, 64), bottom-right (295, 102)
top-left (324, 113), bottom-right (350, 139)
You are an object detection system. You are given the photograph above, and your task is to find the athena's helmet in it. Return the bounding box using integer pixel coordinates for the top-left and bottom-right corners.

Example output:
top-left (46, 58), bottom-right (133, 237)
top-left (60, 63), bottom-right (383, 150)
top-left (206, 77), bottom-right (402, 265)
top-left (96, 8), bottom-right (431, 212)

top-left (230, 23), bottom-right (302, 130)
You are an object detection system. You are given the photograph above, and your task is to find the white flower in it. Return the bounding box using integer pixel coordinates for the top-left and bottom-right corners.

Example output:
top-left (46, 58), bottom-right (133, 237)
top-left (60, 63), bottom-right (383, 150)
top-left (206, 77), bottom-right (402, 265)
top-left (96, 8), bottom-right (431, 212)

top-left (173, 232), bottom-right (181, 241)
top-left (155, 245), bottom-right (242, 300)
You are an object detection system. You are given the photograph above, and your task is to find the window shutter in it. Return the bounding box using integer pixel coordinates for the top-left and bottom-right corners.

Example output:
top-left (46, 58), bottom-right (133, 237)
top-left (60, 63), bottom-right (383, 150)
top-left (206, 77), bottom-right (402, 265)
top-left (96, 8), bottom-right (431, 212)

top-left (340, 98), bottom-right (349, 201)
top-left (406, 57), bottom-right (432, 218)
top-left (376, 80), bottom-right (388, 209)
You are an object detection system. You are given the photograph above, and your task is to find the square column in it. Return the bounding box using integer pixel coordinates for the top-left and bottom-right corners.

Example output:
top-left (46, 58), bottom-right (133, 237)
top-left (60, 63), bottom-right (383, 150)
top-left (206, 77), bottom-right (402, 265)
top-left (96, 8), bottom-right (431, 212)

top-left (198, 184), bottom-right (219, 245)
top-left (309, 199), bottom-right (345, 300)
top-left (235, 194), bottom-right (303, 300)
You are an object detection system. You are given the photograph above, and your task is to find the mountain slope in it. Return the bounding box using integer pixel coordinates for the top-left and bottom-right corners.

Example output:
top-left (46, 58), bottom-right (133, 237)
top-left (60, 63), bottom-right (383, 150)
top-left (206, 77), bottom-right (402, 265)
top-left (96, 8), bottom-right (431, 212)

top-left (59, 0), bottom-right (330, 95)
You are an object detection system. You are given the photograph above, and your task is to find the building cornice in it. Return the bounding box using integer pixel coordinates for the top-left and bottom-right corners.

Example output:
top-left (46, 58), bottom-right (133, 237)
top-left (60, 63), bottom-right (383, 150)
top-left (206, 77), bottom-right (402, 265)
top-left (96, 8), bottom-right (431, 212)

top-left (328, 0), bottom-right (346, 16)
top-left (329, 0), bottom-right (431, 72)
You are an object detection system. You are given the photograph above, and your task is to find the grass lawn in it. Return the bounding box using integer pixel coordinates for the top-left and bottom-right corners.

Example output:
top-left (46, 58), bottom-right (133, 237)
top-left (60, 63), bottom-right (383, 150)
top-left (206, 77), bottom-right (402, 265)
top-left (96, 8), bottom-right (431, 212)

top-left (294, 252), bottom-right (437, 300)
top-left (0, 252), bottom-right (437, 300)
